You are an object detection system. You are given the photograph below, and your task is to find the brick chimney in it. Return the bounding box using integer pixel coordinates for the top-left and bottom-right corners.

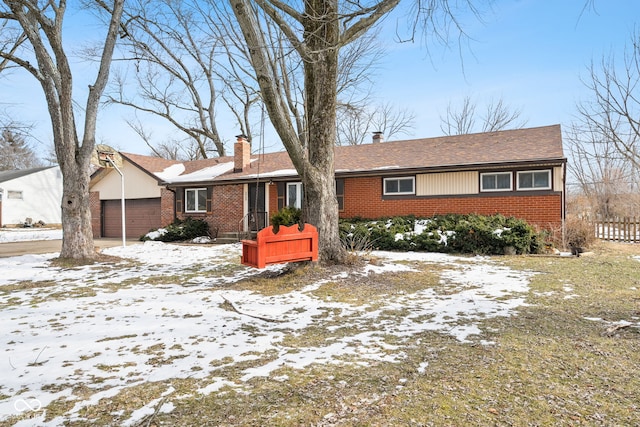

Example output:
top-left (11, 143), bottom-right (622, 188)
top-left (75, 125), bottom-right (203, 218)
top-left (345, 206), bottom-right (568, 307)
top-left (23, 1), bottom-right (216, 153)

top-left (372, 131), bottom-right (383, 143)
top-left (234, 134), bottom-right (251, 172)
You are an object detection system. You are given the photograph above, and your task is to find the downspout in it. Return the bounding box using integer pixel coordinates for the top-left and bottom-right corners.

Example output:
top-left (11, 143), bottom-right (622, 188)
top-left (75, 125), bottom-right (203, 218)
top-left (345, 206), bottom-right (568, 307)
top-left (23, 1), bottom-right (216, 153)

top-left (0, 187), bottom-right (3, 228)
top-left (165, 186), bottom-right (177, 223)
top-left (105, 157), bottom-right (126, 247)
top-left (562, 160), bottom-right (567, 249)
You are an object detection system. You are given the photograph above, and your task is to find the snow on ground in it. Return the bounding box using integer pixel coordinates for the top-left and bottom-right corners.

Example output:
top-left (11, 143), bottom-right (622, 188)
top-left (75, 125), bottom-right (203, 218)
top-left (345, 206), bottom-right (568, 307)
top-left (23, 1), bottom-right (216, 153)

top-left (0, 228), bottom-right (62, 243)
top-left (0, 236), bottom-right (535, 426)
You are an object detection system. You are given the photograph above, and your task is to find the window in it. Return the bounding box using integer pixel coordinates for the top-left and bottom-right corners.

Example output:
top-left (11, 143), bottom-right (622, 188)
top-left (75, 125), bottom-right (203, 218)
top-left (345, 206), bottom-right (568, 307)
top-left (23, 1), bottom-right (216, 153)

top-left (7, 190), bottom-right (23, 200)
top-left (480, 172), bottom-right (512, 192)
top-left (383, 177), bottom-right (415, 195)
top-left (185, 188), bottom-right (207, 212)
top-left (517, 170), bottom-right (551, 190)
top-left (287, 182), bottom-right (303, 209)
top-left (335, 179), bottom-right (344, 211)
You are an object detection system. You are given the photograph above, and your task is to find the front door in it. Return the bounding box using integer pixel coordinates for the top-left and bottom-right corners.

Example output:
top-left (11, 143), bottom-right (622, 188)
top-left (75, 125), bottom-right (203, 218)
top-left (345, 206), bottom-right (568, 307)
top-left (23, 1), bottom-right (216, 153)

top-left (248, 182), bottom-right (266, 231)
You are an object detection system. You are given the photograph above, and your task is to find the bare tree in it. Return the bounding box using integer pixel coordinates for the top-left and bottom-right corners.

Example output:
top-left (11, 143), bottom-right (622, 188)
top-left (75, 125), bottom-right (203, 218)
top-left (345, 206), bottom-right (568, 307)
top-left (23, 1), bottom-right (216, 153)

top-left (0, 0), bottom-right (124, 259)
top-left (125, 116), bottom-right (204, 160)
top-left (0, 125), bottom-right (43, 170)
top-left (230, 0), bottom-right (484, 262)
top-left (440, 96), bottom-right (476, 135)
top-left (577, 32), bottom-right (640, 171)
top-left (106, 0), bottom-right (229, 158)
top-left (440, 95), bottom-right (527, 135)
top-left (565, 121), bottom-right (638, 218)
top-left (110, 0), bottom-right (389, 159)
top-left (482, 97), bottom-right (527, 132)
top-left (337, 102), bottom-right (415, 145)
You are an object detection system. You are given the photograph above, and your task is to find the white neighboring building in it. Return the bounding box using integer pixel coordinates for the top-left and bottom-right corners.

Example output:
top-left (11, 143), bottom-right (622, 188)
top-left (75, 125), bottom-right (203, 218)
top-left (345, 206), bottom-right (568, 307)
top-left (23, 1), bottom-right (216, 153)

top-left (0, 166), bottom-right (63, 227)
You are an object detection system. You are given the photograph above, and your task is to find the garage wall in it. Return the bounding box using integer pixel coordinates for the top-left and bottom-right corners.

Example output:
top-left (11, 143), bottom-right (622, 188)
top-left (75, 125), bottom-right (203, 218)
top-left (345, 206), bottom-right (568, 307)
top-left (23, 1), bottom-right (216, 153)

top-left (91, 162), bottom-right (161, 200)
top-left (102, 198), bottom-right (161, 238)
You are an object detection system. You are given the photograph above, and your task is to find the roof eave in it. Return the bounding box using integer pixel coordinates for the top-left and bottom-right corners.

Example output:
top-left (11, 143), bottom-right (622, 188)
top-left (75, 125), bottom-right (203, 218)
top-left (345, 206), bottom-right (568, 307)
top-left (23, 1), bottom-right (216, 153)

top-left (120, 153), bottom-right (171, 184)
top-left (335, 158), bottom-right (567, 178)
top-left (163, 158), bottom-right (566, 186)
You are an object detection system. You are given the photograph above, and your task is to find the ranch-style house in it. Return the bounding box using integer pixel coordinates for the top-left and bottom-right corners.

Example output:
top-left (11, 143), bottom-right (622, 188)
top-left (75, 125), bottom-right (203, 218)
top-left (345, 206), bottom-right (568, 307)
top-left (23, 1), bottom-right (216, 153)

top-left (89, 124), bottom-right (566, 239)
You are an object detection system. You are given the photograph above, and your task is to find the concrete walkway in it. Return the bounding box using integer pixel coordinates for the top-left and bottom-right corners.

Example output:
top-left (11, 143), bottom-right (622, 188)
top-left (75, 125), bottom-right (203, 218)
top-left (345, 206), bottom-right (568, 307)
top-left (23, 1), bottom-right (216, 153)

top-left (0, 238), bottom-right (139, 258)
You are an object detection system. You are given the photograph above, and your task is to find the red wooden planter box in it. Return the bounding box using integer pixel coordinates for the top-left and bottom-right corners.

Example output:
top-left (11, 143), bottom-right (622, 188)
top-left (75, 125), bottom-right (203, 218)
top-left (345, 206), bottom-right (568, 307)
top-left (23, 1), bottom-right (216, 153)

top-left (241, 223), bottom-right (319, 269)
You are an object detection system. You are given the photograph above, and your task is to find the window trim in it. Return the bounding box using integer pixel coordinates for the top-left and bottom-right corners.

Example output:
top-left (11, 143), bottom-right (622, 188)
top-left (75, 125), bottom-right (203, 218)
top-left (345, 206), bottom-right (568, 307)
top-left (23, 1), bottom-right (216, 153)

top-left (335, 178), bottom-right (345, 211)
top-left (286, 182), bottom-right (303, 209)
top-left (383, 176), bottom-right (415, 196)
top-left (480, 172), bottom-right (513, 192)
top-left (185, 187), bottom-right (207, 213)
top-left (517, 169), bottom-right (552, 191)
top-left (7, 190), bottom-right (23, 200)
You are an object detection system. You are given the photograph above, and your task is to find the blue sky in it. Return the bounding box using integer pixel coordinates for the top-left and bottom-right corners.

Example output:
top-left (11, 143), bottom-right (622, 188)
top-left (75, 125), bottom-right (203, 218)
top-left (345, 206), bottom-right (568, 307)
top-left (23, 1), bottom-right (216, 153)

top-left (1, 0), bottom-right (640, 157)
top-left (375, 0), bottom-right (640, 139)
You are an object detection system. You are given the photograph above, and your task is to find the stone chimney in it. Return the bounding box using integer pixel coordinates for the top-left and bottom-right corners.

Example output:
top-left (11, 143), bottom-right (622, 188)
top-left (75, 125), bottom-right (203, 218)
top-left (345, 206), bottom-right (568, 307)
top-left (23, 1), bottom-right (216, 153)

top-left (372, 131), bottom-right (383, 143)
top-left (234, 134), bottom-right (251, 172)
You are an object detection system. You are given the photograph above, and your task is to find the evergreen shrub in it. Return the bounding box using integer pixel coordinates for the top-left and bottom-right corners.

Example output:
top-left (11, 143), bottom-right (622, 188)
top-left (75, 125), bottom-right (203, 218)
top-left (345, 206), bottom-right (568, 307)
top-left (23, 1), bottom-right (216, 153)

top-left (270, 206), bottom-right (302, 232)
top-left (339, 214), bottom-right (544, 255)
top-left (141, 217), bottom-right (209, 242)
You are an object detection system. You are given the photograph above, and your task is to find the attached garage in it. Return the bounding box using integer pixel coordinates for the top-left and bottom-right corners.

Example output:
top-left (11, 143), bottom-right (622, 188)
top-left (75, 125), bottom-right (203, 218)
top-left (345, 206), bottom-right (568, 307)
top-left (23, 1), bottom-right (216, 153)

top-left (102, 198), bottom-right (161, 238)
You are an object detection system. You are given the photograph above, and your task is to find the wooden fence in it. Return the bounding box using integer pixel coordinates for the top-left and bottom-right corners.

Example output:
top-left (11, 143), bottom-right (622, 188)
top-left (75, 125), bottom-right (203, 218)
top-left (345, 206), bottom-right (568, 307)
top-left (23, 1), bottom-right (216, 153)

top-left (594, 217), bottom-right (640, 242)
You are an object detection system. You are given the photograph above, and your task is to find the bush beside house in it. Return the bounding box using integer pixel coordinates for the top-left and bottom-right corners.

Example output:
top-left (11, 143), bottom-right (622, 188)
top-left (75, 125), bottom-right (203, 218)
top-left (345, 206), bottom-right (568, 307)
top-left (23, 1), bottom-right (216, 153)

top-left (141, 217), bottom-right (210, 242)
top-left (339, 214), bottom-right (545, 255)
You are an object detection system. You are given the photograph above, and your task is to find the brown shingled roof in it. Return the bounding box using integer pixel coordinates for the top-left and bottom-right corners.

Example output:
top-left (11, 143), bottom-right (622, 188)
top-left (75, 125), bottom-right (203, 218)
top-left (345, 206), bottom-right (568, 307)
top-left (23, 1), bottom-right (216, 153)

top-left (121, 152), bottom-right (181, 174)
top-left (118, 124), bottom-right (565, 184)
top-left (120, 152), bottom-right (238, 182)
top-left (335, 124), bottom-right (564, 172)
top-left (216, 124), bottom-right (565, 181)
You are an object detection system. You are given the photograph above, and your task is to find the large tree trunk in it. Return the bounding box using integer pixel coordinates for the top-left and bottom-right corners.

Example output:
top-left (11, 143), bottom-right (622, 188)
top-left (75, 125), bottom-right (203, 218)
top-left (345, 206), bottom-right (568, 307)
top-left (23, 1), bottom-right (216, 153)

top-left (231, 0), bottom-right (345, 263)
top-left (59, 160), bottom-right (96, 258)
top-left (301, 0), bottom-right (345, 262)
top-left (46, 78), bottom-right (96, 259)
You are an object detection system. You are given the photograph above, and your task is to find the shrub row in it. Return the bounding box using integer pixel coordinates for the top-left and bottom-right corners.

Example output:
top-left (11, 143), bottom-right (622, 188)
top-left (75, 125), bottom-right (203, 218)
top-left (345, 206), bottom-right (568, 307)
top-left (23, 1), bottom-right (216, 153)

top-left (141, 217), bottom-right (209, 242)
top-left (339, 214), bottom-right (544, 255)
top-left (143, 212), bottom-right (544, 255)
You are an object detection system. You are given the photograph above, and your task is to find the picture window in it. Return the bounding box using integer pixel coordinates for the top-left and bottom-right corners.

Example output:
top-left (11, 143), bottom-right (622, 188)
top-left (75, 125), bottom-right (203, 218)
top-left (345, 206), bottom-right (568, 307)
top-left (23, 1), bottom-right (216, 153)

top-left (383, 177), bottom-right (415, 195)
top-left (517, 170), bottom-right (551, 190)
top-left (480, 172), bottom-right (512, 192)
top-left (185, 188), bottom-right (207, 212)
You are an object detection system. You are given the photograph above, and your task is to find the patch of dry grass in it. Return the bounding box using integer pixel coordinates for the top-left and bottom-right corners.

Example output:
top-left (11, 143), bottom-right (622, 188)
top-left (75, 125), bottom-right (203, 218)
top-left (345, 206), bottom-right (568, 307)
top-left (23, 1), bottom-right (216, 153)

top-left (230, 263), bottom-right (331, 295)
top-left (312, 267), bottom-right (442, 306)
top-left (4, 242), bottom-right (639, 426)
top-left (153, 243), bottom-right (640, 426)
top-left (50, 253), bottom-right (128, 268)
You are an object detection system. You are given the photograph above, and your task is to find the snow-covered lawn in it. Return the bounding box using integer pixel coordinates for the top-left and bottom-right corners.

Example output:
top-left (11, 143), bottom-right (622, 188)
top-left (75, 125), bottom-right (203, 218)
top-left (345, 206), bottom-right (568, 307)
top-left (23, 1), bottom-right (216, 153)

top-left (0, 228), bottom-right (62, 243)
top-left (0, 238), bottom-right (535, 426)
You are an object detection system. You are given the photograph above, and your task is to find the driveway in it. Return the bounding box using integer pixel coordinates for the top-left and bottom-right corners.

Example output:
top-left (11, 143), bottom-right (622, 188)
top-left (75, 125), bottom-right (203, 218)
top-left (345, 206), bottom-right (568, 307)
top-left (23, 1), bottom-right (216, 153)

top-left (0, 238), bottom-right (139, 257)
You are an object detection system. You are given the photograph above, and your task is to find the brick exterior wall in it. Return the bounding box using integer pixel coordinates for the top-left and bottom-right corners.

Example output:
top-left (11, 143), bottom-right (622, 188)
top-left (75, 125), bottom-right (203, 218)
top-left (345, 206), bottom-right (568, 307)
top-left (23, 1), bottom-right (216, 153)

top-left (173, 176), bottom-right (563, 234)
top-left (341, 176), bottom-right (563, 231)
top-left (212, 184), bottom-right (244, 232)
top-left (177, 184), bottom-right (245, 234)
top-left (89, 191), bottom-right (101, 237)
top-left (268, 183), bottom-right (278, 218)
top-left (160, 188), bottom-right (175, 227)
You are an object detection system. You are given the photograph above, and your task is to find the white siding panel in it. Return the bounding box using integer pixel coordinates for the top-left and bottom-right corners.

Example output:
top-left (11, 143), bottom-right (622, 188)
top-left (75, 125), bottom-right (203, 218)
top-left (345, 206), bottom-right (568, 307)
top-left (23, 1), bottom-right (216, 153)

top-left (92, 161), bottom-right (161, 199)
top-left (1, 167), bottom-right (63, 225)
top-left (416, 171), bottom-right (478, 196)
top-left (553, 166), bottom-right (563, 191)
